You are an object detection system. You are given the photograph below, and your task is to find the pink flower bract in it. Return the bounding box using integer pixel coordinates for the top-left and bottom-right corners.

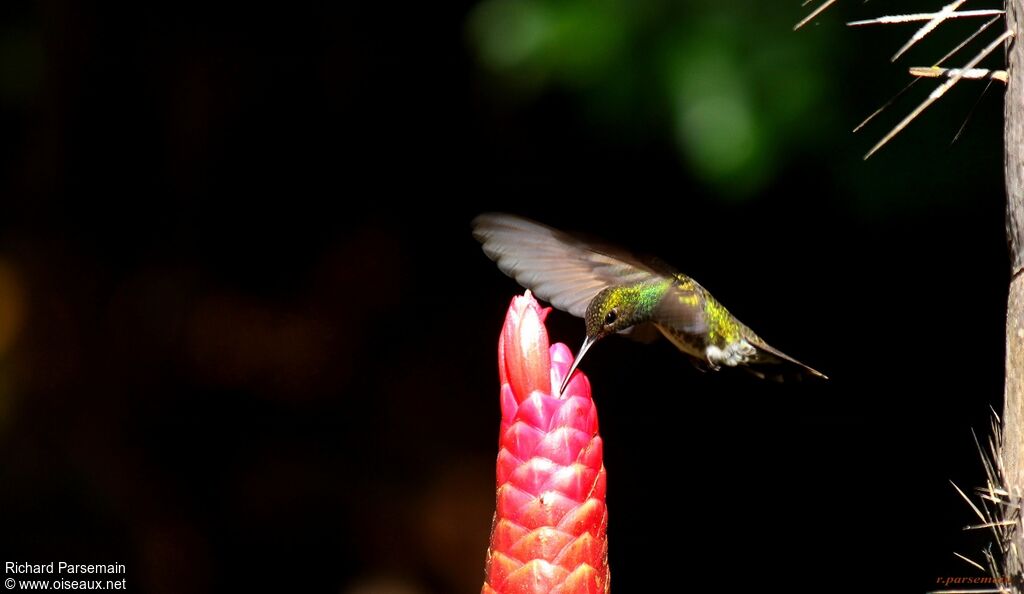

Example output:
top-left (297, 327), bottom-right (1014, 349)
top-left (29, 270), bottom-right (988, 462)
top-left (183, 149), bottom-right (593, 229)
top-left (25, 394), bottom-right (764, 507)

top-left (483, 291), bottom-right (609, 594)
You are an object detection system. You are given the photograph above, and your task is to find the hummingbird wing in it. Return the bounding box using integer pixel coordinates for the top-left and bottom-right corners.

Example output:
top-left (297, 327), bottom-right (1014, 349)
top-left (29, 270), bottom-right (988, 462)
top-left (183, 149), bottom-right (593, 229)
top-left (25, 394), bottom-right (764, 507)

top-left (650, 278), bottom-right (710, 336)
top-left (472, 213), bottom-right (665, 318)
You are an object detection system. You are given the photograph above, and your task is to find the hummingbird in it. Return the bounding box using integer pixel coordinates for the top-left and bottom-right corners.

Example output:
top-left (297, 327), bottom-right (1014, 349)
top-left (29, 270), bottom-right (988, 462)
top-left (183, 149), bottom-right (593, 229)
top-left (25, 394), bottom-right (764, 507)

top-left (472, 213), bottom-right (826, 393)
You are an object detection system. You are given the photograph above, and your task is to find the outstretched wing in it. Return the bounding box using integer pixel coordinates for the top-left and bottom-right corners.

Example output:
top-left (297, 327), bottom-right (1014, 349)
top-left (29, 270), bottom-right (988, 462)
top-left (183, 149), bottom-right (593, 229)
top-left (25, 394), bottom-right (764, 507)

top-left (472, 213), bottom-right (665, 318)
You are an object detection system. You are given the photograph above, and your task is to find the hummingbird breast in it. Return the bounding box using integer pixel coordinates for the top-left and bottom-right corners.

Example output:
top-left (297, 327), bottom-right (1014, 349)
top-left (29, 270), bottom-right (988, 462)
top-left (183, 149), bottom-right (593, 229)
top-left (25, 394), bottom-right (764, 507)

top-left (654, 322), bottom-right (709, 360)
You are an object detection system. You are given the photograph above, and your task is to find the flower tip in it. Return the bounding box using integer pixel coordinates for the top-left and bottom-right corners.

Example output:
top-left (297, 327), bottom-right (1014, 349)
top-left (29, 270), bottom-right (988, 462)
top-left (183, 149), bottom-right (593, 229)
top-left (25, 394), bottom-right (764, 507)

top-left (501, 291), bottom-right (552, 400)
top-left (508, 290), bottom-right (551, 323)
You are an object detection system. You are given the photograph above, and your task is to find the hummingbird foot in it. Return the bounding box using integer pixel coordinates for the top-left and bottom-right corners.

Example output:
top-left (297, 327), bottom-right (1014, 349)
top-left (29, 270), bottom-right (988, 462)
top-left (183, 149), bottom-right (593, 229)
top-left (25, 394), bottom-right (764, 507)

top-left (688, 358), bottom-right (710, 373)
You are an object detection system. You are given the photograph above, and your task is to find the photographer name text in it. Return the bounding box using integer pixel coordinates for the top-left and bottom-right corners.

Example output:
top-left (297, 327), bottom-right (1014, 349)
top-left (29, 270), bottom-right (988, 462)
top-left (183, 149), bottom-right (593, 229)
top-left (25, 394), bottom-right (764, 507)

top-left (5, 564), bottom-right (125, 576)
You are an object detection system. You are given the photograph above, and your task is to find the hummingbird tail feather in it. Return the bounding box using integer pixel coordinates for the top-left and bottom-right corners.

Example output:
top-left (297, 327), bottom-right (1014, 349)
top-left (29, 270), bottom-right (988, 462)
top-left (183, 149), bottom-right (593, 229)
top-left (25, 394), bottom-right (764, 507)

top-left (752, 342), bottom-right (828, 380)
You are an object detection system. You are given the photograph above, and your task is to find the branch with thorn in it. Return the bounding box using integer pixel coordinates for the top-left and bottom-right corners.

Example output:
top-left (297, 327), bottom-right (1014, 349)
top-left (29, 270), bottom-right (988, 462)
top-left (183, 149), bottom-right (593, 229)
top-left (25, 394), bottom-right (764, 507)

top-left (797, 1), bottom-right (1011, 158)
top-left (863, 28), bottom-right (1012, 159)
top-left (795, 4), bottom-right (1024, 593)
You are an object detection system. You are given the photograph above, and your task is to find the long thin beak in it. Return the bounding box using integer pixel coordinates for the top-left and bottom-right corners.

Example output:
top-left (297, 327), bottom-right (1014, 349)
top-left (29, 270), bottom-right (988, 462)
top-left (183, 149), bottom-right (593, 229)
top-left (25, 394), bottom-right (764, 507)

top-left (559, 335), bottom-right (596, 395)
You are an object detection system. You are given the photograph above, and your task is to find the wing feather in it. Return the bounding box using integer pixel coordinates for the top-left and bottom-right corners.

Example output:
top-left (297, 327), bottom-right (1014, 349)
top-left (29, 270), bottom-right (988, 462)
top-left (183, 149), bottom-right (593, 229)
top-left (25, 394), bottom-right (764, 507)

top-left (472, 213), bottom-right (663, 318)
top-left (652, 281), bottom-right (709, 335)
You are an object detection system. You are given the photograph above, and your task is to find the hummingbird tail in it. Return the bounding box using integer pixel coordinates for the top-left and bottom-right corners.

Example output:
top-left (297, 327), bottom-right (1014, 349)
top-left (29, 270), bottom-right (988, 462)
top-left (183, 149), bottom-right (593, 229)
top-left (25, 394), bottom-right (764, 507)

top-left (751, 342), bottom-right (828, 381)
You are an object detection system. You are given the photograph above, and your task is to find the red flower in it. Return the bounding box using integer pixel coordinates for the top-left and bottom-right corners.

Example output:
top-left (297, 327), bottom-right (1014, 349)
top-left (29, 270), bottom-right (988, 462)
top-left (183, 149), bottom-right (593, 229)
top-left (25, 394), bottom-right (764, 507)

top-left (483, 291), bottom-right (609, 594)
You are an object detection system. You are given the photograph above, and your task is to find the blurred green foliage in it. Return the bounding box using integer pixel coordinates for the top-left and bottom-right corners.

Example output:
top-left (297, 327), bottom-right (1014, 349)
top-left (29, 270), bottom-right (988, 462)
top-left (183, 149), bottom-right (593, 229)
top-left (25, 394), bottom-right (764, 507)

top-left (468, 0), bottom-right (838, 197)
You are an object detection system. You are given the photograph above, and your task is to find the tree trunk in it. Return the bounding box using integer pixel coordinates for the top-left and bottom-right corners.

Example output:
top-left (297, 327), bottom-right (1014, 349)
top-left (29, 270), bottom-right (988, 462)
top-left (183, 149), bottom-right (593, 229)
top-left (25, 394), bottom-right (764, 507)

top-left (1003, 0), bottom-right (1024, 581)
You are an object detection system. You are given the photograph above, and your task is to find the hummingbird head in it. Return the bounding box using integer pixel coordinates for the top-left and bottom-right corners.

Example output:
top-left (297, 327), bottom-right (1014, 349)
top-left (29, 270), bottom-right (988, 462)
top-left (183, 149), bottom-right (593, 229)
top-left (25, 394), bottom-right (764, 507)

top-left (559, 286), bottom-right (645, 394)
top-left (584, 286), bottom-right (641, 341)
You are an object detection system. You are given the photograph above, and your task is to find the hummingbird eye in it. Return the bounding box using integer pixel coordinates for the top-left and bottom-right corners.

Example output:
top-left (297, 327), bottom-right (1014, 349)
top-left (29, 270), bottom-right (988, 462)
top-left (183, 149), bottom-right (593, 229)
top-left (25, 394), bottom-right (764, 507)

top-left (604, 309), bottom-right (618, 326)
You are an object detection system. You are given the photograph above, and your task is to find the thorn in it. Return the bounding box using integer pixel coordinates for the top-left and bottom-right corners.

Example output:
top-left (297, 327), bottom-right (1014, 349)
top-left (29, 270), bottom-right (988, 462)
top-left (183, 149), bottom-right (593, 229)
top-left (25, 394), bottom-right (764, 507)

top-left (853, 15), bottom-right (1001, 134)
top-left (795, 0), bottom-right (837, 30)
top-left (864, 28), bottom-right (1013, 159)
top-left (951, 479), bottom-right (988, 523)
top-left (848, 9), bottom-right (1004, 27)
top-left (909, 66), bottom-right (1008, 83)
top-left (965, 520), bottom-right (1017, 530)
top-left (954, 551), bottom-right (986, 571)
top-left (951, 78), bottom-right (996, 145)
top-left (936, 15), bottom-right (1004, 66)
top-left (892, 1), bottom-right (966, 62)
top-left (854, 79), bottom-right (919, 133)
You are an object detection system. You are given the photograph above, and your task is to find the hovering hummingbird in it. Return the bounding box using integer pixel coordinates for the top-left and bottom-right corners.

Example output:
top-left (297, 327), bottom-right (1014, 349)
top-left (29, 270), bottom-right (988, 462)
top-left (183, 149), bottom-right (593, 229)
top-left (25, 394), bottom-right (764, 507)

top-left (472, 213), bottom-right (826, 393)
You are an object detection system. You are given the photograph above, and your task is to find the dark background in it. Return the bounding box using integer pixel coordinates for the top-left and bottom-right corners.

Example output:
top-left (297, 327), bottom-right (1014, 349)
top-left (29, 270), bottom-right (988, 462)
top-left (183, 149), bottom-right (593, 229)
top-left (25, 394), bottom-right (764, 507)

top-left (0, 1), bottom-right (1012, 592)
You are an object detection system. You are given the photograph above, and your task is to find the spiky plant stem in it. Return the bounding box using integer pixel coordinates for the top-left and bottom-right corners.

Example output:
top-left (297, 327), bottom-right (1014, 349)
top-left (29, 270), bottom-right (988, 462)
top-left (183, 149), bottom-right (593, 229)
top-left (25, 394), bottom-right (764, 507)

top-left (1001, 2), bottom-right (1024, 589)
